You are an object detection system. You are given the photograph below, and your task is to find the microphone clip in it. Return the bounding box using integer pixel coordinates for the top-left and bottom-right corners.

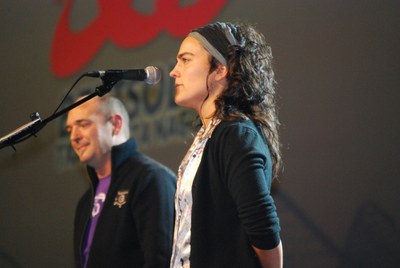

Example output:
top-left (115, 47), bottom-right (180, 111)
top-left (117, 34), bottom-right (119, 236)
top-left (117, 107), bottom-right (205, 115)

top-left (96, 79), bottom-right (118, 96)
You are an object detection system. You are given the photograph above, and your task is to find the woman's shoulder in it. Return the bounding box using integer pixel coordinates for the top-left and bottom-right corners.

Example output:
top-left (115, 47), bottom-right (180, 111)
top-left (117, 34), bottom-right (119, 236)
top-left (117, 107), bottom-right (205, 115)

top-left (211, 119), bottom-right (262, 144)
top-left (215, 118), bottom-right (259, 133)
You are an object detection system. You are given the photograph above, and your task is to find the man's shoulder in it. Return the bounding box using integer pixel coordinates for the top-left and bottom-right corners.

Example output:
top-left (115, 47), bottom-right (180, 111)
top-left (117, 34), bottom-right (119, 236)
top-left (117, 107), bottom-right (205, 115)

top-left (123, 152), bottom-right (176, 182)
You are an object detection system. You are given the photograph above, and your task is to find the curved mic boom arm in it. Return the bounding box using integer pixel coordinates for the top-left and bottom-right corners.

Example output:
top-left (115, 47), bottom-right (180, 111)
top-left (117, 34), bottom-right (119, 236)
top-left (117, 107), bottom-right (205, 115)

top-left (0, 79), bottom-right (117, 151)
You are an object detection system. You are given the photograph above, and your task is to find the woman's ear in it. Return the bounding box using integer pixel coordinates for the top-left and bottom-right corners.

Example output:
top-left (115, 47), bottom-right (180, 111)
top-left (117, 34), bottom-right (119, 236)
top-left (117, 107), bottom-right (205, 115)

top-left (215, 63), bottom-right (228, 81)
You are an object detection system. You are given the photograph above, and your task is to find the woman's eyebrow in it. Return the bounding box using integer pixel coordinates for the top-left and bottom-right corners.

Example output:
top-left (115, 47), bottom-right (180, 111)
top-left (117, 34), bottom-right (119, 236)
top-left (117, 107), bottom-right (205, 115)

top-left (177, 52), bottom-right (195, 59)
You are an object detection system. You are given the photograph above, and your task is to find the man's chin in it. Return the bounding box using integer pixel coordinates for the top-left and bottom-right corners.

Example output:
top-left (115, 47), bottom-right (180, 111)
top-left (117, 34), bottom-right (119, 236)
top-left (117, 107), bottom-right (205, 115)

top-left (77, 153), bottom-right (91, 165)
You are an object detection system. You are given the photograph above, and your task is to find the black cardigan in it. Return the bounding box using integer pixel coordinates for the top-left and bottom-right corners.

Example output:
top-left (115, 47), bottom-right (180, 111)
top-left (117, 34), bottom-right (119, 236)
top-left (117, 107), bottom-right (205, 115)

top-left (190, 120), bottom-right (281, 268)
top-left (73, 139), bottom-right (176, 268)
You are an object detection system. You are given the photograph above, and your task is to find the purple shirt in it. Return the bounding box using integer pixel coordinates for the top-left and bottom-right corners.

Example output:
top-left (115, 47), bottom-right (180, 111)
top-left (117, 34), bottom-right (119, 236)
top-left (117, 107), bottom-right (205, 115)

top-left (82, 175), bottom-right (111, 267)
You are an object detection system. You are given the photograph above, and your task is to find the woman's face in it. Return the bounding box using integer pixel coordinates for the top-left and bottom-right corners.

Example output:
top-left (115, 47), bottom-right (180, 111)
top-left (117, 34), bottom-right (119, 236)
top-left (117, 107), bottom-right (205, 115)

top-left (169, 36), bottom-right (212, 112)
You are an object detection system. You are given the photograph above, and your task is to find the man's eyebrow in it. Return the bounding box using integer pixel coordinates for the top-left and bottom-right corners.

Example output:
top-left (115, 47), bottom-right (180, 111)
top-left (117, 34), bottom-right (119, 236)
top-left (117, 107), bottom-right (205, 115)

top-left (65, 119), bottom-right (89, 127)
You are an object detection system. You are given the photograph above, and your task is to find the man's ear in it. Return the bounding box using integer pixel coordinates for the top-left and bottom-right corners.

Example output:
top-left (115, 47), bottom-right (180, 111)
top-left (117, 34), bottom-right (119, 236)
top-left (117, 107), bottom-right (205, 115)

top-left (110, 114), bottom-right (123, 136)
top-left (215, 63), bottom-right (228, 81)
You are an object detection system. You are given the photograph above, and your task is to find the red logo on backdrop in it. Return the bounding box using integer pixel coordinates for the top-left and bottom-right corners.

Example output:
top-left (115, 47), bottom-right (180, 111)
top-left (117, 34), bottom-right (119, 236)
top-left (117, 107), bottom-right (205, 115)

top-left (51, 0), bottom-right (228, 78)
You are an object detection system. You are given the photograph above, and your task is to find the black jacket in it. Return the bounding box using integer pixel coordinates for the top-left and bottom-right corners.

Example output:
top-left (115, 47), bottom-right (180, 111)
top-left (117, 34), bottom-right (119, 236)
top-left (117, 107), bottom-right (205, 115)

top-left (74, 139), bottom-right (176, 268)
top-left (190, 120), bottom-right (281, 267)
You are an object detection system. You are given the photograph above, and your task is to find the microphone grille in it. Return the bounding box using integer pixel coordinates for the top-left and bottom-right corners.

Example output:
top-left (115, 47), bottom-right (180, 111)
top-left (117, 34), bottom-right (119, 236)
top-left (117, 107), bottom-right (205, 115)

top-left (144, 66), bottom-right (162, 85)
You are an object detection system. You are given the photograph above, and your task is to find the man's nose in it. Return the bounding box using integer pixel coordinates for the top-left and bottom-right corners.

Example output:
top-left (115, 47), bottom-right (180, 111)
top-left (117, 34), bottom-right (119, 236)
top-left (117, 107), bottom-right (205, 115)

top-left (70, 127), bottom-right (81, 142)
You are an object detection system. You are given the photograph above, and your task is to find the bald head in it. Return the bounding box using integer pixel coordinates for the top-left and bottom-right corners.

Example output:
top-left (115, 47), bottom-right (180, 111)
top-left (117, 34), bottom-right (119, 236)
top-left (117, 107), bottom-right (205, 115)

top-left (65, 95), bottom-right (130, 175)
top-left (93, 96), bottom-right (130, 139)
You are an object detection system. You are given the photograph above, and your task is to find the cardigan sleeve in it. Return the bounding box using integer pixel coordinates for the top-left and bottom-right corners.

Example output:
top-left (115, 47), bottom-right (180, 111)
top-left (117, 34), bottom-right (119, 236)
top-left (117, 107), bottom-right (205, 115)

top-left (213, 121), bottom-right (281, 250)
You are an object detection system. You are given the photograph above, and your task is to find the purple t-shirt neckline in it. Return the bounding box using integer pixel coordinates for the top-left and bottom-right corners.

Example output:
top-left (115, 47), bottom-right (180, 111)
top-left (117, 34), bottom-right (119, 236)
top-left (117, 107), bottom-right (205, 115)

top-left (82, 175), bottom-right (111, 267)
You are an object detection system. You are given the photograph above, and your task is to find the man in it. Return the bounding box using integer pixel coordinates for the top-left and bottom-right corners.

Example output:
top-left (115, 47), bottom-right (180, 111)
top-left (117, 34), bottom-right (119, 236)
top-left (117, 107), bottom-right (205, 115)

top-left (66, 95), bottom-right (176, 268)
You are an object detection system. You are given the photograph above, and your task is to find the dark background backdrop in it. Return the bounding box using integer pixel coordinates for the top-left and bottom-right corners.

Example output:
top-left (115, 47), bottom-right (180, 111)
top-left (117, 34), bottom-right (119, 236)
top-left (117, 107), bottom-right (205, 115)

top-left (1, 0), bottom-right (399, 267)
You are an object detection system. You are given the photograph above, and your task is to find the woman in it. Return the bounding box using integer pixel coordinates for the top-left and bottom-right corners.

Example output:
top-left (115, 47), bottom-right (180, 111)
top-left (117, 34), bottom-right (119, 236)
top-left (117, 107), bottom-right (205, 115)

top-left (169, 21), bottom-right (283, 268)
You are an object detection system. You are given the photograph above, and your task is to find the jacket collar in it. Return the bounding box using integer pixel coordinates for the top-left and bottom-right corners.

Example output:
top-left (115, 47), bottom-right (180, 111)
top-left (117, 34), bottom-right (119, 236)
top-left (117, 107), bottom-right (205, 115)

top-left (87, 139), bottom-right (138, 186)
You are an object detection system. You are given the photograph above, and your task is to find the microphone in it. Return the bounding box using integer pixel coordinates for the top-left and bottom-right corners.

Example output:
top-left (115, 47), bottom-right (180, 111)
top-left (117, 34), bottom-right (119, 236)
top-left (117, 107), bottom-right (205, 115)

top-left (86, 66), bottom-right (161, 84)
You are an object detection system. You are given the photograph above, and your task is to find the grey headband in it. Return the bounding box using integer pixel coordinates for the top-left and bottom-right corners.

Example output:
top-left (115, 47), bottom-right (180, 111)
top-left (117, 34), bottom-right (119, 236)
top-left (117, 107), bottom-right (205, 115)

top-left (189, 23), bottom-right (238, 66)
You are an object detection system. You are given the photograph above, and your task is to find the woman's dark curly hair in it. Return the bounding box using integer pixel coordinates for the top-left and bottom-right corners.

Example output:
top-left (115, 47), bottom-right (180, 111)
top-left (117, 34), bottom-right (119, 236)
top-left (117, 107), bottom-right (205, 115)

top-left (210, 22), bottom-right (282, 180)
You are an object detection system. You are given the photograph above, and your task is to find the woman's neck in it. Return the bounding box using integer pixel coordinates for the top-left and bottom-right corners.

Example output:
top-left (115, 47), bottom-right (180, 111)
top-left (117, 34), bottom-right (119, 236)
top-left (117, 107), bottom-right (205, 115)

top-left (198, 95), bottom-right (217, 126)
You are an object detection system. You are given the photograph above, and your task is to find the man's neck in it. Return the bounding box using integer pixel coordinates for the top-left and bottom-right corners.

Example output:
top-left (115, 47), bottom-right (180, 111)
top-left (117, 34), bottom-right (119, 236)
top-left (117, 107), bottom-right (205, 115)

top-left (95, 160), bottom-right (112, 179)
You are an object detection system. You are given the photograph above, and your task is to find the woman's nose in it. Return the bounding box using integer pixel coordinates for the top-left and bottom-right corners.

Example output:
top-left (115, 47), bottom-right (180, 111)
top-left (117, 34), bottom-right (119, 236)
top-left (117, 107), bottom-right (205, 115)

top-left (169, 65), bottom-right (179, 78)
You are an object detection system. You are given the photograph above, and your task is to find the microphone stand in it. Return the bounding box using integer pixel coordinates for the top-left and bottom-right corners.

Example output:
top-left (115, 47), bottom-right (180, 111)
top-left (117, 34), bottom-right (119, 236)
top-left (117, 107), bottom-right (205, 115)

top-left (0, 79), bottom-right (117, 151)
